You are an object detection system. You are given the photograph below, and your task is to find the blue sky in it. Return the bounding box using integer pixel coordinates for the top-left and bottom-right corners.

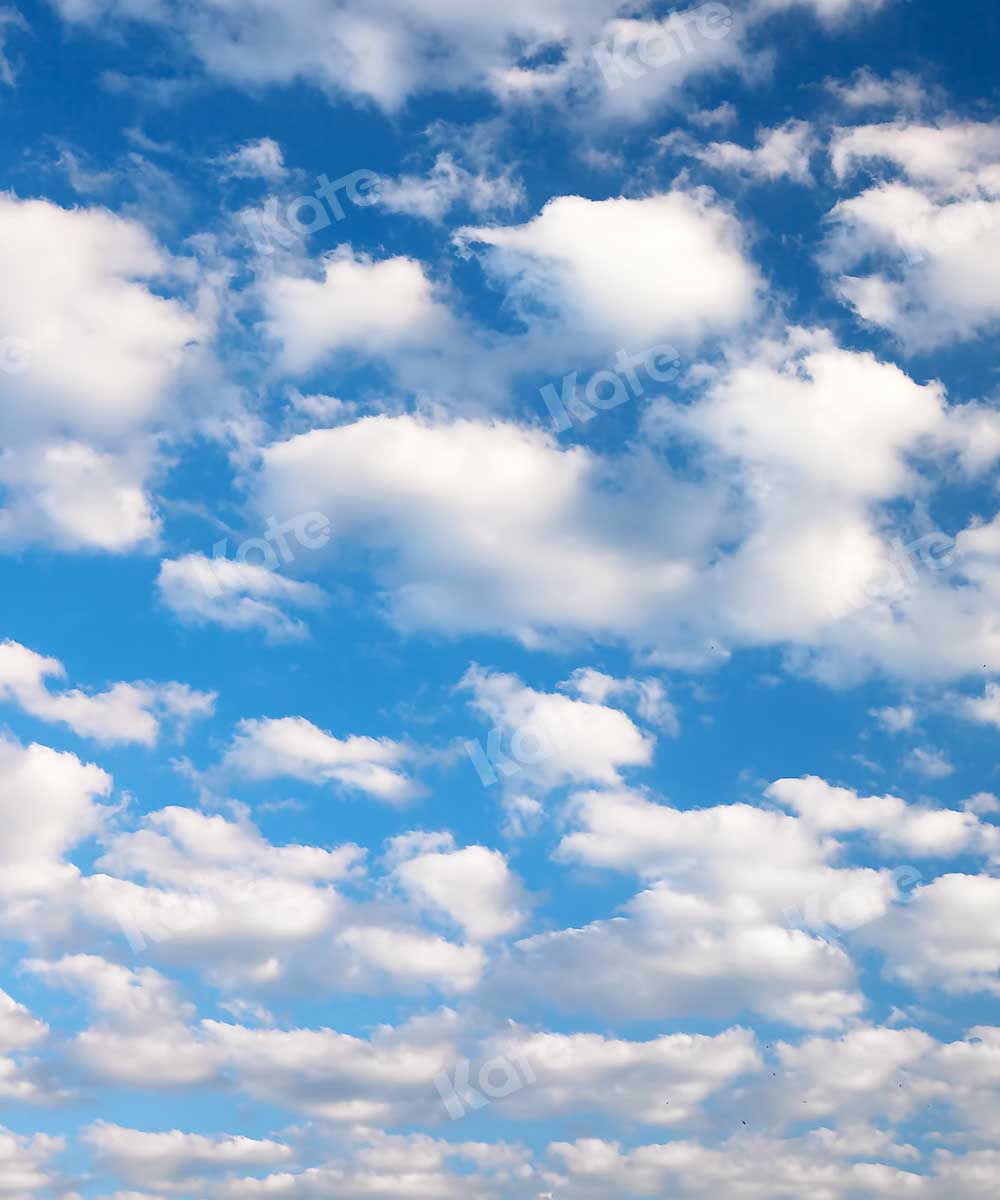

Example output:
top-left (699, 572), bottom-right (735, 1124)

top-left (0, 0), bottom-right (999, 1195)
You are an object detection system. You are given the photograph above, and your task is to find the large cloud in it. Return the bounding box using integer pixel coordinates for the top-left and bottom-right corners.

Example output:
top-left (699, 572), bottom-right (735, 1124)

top-left (456, 190), bottom-right (760, 352)
top-left (220, 715), bottom-right (421, 803)
top-left (254, 329), bottom-right (1000, 682)
top-left (0, 639), bottom-right (215, 746)
top-left (255, 411), bottom-right (719, 643)
top-left (0, 194), bottom-right (206, 551)
top-left (824, 120), bottom-right (1000, 347)
top-left (49, 0), bottom-right (891, 122)
top-left (260, 247), bottom-right (454, 375)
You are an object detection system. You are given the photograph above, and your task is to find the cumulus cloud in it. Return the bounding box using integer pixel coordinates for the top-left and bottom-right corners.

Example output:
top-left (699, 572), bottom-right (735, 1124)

top-left (48, 0), bottom-right (744, 119)
top-left (501, 881), bottom-right (864, 1029)
top-left (752, 0), bottom-right (893, 22)
top-left (377, 152), bottom-right (523, 223)
top-left (157, 554), bottom-right (327, 642)
top-left (221, 715), bottom-right (420, 803)
top-left (252, 327), bottom-right (1000, 683)
top-left (210, 1127), bottom-right (530, 1199)
top-left (0, 194), bottom-right (205, 552)
top-left (92, 803), bottom-right (497, 999)
top-left (824, 120), bottom-right (1000, 347)
top-left (0, 639), bottom-right (215, 746)
top-left (494, 788), bottom-right (881, 1029)
top-left (863, 873), bottom-right (1000, 997)
top-left (485, 1024), bottom-right (760, 1127)
top-left (869, 703), bottom-right (917, 733)
top-left (461, 666), bottom-right (655, 795)
top-left (456, 190), bottom-right (759, 352)
top-left (539, 1128), bottom-right (941, 1200)
top-left (47, 0), bottom-right (893, 132)
top-left (767, 776), bottom-right (998, 859)
top-left (0, 735), bottom-right (113, 875)
top-left (561, 667), bottom-right (679, 733)
top-left (260, 246), bottom-right (454, 376)
top-left (83, 1122), bottom-right (292, 1191)
top-left (0, 439), bottom-right (160, 552)
top-left (824, 68), bottom-right (927, 113)
top-left (387, 833), bottom-right (530, 942)
top-left (664, 119), bottom-right (816, 183)
top-left (0, 1126), bottom-right (64, 1198)
top-left (197, 1008), bottom-right (467, 1125)
top-left (255, 412), bottom-right (720, 645)
top-left (958, 681), bottom-right (1000, 730)
top-left (82, 805), bottom-right (363, 976)
top-left (218, 136), bottom-right (288, 182)
top-left (0, 988), bottom-right (61, 1106)
top-left (0, 199), bottom-right (169, 426)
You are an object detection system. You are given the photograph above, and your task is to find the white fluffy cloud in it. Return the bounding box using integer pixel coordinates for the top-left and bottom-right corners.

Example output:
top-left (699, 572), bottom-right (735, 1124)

top-left (486, 1025), bottom-right (760, 1127)
top-left (753, 0), bottom-right (892, 21)
top-left (959, 682), bottom-right (1000, 730)
top-left (0, 1127), bottom-right (64, 1198)
top-left (253, 327), bottom-right (1000, 683)
top-left (50, 0), bottom-right (891, 126)
top-left (157, 554), bottom-right (327, 642)
top-left (825, 68), bottom-right (927, 113)
top-left (457, 191), bottom-right (759, 352)
top-left (52, 0), bottom-right (615, 110)
top-left (377, 152), bottom-right (523, 223)
top-left (766, 775), bottom-right (1000, 860)
top-left (503, 880), bottom-right (866, 1030)
top-left (825, 120), bottom-right (1000, 347)
top-left (2, 769), bottom-right (490, 1003)
top-left (219, 136), bottom-right (288, 181)
top-left (0, 640), bottom-right (214, 746)
top-left (0, 736), bottom-right (112, 871)
top-left (507, 887), bottom-right (862, 1026)
top-left (0, 194), bottom-right (205, 552)
top-left (198, 1009), bottom-right (468, 1124)
top-left (221, 715), bottom-right (420, 803)
top-left (831, 120), bottom-right (1000, 187)
top-left (0, 988), bottom-right (59, 1106)
top-left (261, 247), bottom-right (454, 375)
top-left (210, 1127), bottom-right (530, 1199)
top-left (539, 1129), bottom-right (937, 1200)
top-left (388, 834), bottom-right (530, 942)
top-left (496, 776), bottom-right (996, 1029)
top-left (461, 666), bottom-right (655, 795)
top-left (84, 1122), bottom-right (292, 1191)
top-left (0, 195), bottom-right (203, 436)
top-left (83, 804), bottom-right (362, 975)
top-left (561, 667), bottom-right (679, 733)
top-left (863, 873), bottom-right (1000, 997)
top-left (668, 328), bottom-right (1000, 678)
top-left (49, 0), bottom-right (743, 119)
top-left (666, 119), bottom-right (816, 183)
top-left (256, 412), bottom-right (718, 644)
top-left (0, 439), bottom-right (160, 552)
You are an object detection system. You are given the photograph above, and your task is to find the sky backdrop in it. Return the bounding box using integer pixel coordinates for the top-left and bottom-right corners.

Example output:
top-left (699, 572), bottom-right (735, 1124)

top-left (0, 0), bottom-right (999, 1196)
